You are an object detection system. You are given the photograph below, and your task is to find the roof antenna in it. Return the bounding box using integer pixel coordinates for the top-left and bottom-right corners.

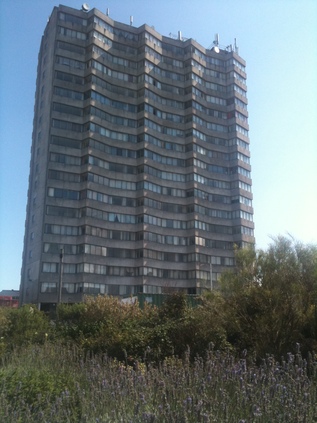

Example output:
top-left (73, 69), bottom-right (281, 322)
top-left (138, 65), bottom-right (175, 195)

top-left (234, 38), bottom-right (239, 54)
top-left (213, 33), bottom-right (220, 53)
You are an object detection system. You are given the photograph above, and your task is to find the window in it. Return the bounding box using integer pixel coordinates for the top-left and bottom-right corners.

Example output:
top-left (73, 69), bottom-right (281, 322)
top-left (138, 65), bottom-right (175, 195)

top-left (54, 86), bottom-right (84, 100)
top-left (53, 102), bottom-right (83, 116)
top-left (58, 12), bottom-right (87, 26)
top-left (56, 55), bottom-right (85, 69)
top-left (42, 263), bottom-right (58, 273)
top-left (52, 119), bottom-right (83, 133)
top-left (41, 282), bottom-right (57, 293)
top-left (58, 26), bottom-right (87, 40)
top-left (47, 187), bottom-right (80, 200)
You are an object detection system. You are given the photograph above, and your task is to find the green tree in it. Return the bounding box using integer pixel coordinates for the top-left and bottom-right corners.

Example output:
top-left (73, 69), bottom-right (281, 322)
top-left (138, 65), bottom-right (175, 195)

top-left (219, 245), bottom-right (260, 294)
top-left (220, 236), bottom-right (317, 359)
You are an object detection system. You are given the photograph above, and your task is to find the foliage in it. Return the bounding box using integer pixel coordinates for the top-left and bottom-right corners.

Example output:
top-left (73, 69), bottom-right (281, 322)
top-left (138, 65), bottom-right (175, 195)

top-left (0, 343), bottom-right (77, 409)
top-left (158, 292), bottom-right (188, 321)
top-left (1, 236), bottom-right (315, 363)
top-left (56, 295), bottom-right (161, 362)
top-left (158, 292), bottom-right (231, 359)
top-left (0, 342), bottom-right (316, 422)
top-left (0, 308), bottom-right (9, 358)
top-left (220, 236), bottom-right (317, 360)
top-left (55, 293), bottom-right (231, 363)
top-left (0, 236), bottom-right (317, 420)
top-left (0, 305), bottom-right (52, 357)
top-left (0, 307), bottom-right (9, 337)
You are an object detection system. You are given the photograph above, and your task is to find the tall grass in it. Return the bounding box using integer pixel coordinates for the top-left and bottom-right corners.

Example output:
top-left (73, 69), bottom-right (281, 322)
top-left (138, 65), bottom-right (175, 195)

top-left (0, 342), bottom-right (316, 422)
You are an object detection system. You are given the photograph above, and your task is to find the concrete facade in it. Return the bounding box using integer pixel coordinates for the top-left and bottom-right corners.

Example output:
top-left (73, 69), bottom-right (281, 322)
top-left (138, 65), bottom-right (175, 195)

top-left (20, 5), bottom-right (255, 308)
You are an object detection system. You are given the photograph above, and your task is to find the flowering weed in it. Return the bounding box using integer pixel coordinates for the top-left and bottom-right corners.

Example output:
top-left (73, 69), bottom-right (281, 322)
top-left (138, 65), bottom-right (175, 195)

top-left (0, 343), bottom-right (316, 422)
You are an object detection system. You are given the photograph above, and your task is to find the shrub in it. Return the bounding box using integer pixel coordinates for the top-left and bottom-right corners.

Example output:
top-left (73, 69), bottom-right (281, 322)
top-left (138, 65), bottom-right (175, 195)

top-left (56, 296), bottom-right (161, 361)
top-left (0, 305), bottom-right (52, 354)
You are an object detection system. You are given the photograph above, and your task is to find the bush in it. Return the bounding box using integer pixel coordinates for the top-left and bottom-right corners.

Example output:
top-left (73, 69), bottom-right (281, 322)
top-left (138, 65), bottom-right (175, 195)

top-left (55, 294), bottom-right (232, 363)
top-left (0, 305), bottom-right (52, 355)
top-left (56, 296), bottom-right (161, 361)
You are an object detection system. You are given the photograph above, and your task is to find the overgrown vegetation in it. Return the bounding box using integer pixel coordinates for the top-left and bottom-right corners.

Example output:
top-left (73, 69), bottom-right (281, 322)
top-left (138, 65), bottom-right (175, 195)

top-left (0, 236), bottom-right (316, 421)
top-left (1, 342), bottom-right (316, 422)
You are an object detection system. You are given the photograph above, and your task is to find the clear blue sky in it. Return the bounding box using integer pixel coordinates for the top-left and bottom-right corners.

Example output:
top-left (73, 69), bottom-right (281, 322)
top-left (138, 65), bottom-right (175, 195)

top-left (0, 0), bottom-right (316, 291)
